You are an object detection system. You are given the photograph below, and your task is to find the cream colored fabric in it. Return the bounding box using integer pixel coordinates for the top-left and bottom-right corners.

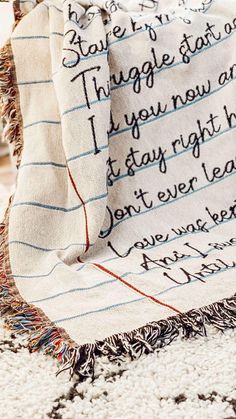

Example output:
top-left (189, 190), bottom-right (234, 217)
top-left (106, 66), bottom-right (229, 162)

top-left (8, 0), bottom-right (236, 345)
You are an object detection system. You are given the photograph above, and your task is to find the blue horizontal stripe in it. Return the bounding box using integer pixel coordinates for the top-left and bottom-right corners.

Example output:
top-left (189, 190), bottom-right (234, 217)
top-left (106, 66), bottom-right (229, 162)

top-left (13, 262), bottom-right (64, 279)
top-left (19, 143), bottom-right (108, 169)
top-left (67, 143), bottom-right (108, 162)
top-left (12, 192), bottom-right (107, 212)
top-left (29, 279), bottom-right (116, 303)
top-left (51, 31), bottom-right (64, 37)
top-left (101, 170), bottom-right (236, 236)
top-left (62, 96), bottom-right (109, 117)
top-left (19, 0), bottom-right (36, 4)
top-left (9, 240), bottom-right (93, 252)
top-left (54, 263), bottom-right (236, 323)
top-left (14, 263), bottom-right (85, 279)
top-left (24, 120), bottom-right (61, 129)
top-left (62, 50), bottom-right (108, 69)
top-left (12, 35), bottom-right (50, 40)
top-left (20, 161), bottom-right (66, 169)
top-left (18, 80), bottom-right (52, 86)
top-left (12, 201), bottom-right (81, 212)
top-left (12, 32), bottom-right (64, 41)
top-left (54, 297), bottom-right (143, 323)
top-left (110, 75), bottom-right (236, 139)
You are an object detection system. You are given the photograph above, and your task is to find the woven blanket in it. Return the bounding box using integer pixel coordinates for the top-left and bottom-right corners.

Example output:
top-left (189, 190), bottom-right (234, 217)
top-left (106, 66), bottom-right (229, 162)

top-left (0, 0), bottom-right (236, 380)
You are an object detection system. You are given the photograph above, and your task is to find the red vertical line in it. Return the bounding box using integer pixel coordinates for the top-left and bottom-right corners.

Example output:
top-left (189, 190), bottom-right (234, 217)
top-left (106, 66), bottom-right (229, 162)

top-left (67, 167), bottom-right (90, 253)
top-left (93, 263), bottom-right (182, 314)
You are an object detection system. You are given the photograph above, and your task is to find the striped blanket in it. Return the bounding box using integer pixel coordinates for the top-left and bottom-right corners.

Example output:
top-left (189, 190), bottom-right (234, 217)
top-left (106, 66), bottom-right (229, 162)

top-left (0, 0), bottom-right (236, 379)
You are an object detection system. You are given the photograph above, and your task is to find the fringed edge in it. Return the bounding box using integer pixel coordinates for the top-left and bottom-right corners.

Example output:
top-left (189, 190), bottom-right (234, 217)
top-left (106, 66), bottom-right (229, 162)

top-left (0, 5), bottom-right (24, 168)
top-left (12, 1), bottom-right (24, 25)
top-left (55, 293), bottom-right (236, 380)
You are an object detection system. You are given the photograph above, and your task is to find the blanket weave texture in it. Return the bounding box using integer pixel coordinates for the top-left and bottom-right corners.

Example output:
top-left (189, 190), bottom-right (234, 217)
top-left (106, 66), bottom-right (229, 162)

top-left (0, 0), bottom-right (236, 379)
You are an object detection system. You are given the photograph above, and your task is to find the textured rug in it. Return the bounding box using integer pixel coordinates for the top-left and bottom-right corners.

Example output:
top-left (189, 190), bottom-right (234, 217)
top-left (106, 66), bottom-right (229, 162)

top-left (1, 321), bottom-right (236, 419)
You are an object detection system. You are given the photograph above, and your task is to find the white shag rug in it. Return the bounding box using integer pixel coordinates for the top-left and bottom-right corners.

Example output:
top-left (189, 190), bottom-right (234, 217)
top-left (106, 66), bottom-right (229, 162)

top-left (1, 193), bottom-right (236, 419)
top-left (1, 321), bottom-right (236, 419)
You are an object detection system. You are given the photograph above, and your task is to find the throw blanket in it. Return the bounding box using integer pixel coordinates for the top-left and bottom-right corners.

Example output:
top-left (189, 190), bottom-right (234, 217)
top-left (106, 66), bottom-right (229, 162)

top-left (0, 0), bottom-right (236, 379)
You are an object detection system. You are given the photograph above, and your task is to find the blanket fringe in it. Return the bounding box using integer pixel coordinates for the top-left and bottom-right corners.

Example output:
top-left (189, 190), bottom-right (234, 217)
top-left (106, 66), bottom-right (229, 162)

top-left (0, 9), bottom-right (24, 168)
top-left (55, 295), bottom-right (236, 380)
